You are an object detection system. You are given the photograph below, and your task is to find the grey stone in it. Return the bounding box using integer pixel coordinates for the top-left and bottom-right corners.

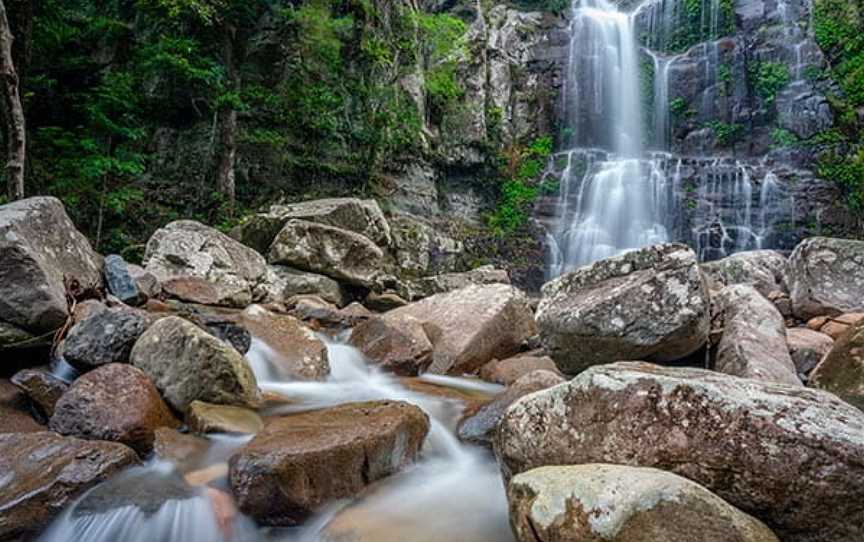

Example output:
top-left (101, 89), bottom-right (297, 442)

top-left (104, 254), bottom-right (145, 306)
top-left (63, 307), bottom-right (150, 370)
top-left (789, 237), bottom-right (864, 320)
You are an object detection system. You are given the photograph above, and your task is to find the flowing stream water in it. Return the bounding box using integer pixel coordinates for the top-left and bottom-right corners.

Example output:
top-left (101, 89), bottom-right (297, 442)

top-left (38, 334), bottom-right (513, 542)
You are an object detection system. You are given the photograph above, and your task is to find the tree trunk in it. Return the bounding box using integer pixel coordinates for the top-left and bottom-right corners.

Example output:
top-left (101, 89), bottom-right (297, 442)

top-left (0, 0), bottom-right (25, 201)
top-left (214, 25), bottom-right (238, 216)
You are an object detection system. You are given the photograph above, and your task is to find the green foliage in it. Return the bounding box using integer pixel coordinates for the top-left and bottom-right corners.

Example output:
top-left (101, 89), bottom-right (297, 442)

top-left (749, 61), bottom-right (791, 106)
top-left (818, 149), bottom-right (864, 210)
top-left (415, 13), bottom-right (467, 112)
top-left (652, 0), bottom-right (736, 53)
top-left (512, 0), bottom-right (570, 12)
top-left (706, 120), bottom-right (743, 147)
top-left (814, 0), bottom-right (864, 106)
top-left (670, 97), bottom-right (688, 116)
top-left (488, 136), bottom-right (554, 235)
top-left (771, 128), bottom-right (799, 148)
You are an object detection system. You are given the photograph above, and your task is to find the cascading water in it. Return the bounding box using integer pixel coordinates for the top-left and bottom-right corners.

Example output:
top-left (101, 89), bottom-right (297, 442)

top-left (39, 331), bottom-right (512, 542)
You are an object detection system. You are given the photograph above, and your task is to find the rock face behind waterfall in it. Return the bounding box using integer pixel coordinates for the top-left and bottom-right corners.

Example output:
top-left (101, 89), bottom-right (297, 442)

top-left (229, 401), bottom-right (429, 526)
top-left (495, 362), bottom-right (864, 541)
top-left (0, 197), bottom-right (103, 335)
top-left (536, 244), bottom-right (709, 374)
top-left (789, 237), bottom-right (864, 320)
top-left (508, 465), bottom-right (779, 542)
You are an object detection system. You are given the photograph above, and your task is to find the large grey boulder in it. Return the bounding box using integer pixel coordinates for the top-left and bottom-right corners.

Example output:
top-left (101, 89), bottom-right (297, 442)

top-left (496, 362), bottom-right (864, 541)
top-left (62, 307), bottom-right (150, 370)
top-left (130, 316), bottom-right (259, 411)
top-left (143, 220), bottom-right (268, 307)
top-left (351, 284), bottom-right (536, 375)
top-left (268, 220), bottom-right (385, 288)
top-left (255, 265), bottom-right (347, 307)
top-left (0, 197), bottom-right (102, 333)
top-left (712, 285), bottom-right (801, 385)
top-left (389, 213), bottom-right (463, 278)
top-left (789, 237), bottom-right (864, 320)
top-left (701, 250), bottom-right (789, 296)
top-left (232, 197), bottom-right (391, 254)
top-left (537, 244), bottom-right (710, 374)
top-left (397, 265), bottom-right (510, 301)
top-left (508, 465), bottom-right (778, 542)
top-left (104, 254), bottom-right (145, 306)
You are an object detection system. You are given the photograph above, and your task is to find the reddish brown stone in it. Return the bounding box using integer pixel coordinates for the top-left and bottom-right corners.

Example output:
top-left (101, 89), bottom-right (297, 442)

top-left (478, 352), bottom-right (561, 385)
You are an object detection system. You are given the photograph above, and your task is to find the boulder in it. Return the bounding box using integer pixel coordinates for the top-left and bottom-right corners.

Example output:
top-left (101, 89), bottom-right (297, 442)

top-left (0, 196), bottom-right (103, 333)
top-left (152, 427), bottom-right (211, 473)
top-left (229, 401), bottom-right (429, 525)
top-left (256, 265), bottom-right (347, 307)
top-left (349, 314), bottom-right (434, 376)
top-left (288, 295), bottom-right (372, 329)
top-left (143, 220), bottom-right (268, 307)
top-left (186, 400), bottom-right (264, 435)
top-left (10, 369), bottom-right (67, 420)
top-left (104, 254), bottom-right (146, 306)
top-left (712, 285), bottom-right (801, 385)
top-left (0, 432), bottom-right (138, 540)
top-left (62, 307), bottom-right (150, 370)
top-left (363, 291), bottom-right (409, 312)
top-left (397, 266), bottom-right (511, 302)
top-left (268, 219), bottom-right (385, 288)
top-left (0, 379), bottom-right (44, 433)
top-left (819, 313), bottom-right (864, 340)
top-left (457, 370), bottom-right (563, 446)
top-left (241, 305), bottom-right (329, 381)
top-left (786, 328), bottom-right (833, 376)
top-left (0, 321), bottom-right (38, 350)
top-left (354, 284), bottom-right (536, 375)
top-left (389, 212), bottom-right (463, 278)
top-left (496, 362), bottom-right (864, 541)
top-left (232, 197), bottom-right (392, 254)
top-left (478, 352), bottom-right (561, 385)
top-left (508, 465), bottom-right (778, 542)
top-left (700, 250), bottom-right (789, 296)
top-left (810, 319), bottom-right (864, 411)
top-left (789, 237), bottom-right (864, 320)
top-left (537, 244), bottom-right (710, 374)
top-left (49, 363), bottom-right (180, 455)
top-left (127, 263), bottom-right (161, 299)
top-left (130, 316), bottom-right (259, 411)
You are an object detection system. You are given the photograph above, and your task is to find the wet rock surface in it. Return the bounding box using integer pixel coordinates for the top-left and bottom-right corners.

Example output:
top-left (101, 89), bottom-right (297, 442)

top-left (496, 362), bottom-right (864, 541)
top-left (349, 314), bottom-right (434, 376)
top-left (0, 432), bottom-right (138, 540)
top-left (10, 369), bottom-right (68, 420)
top-left (49, 363), bottom-right (180, 455)
top-left (186, 400), bottom-right (264, 435)
top-left (229, 400), bottom-right (429, 526)
top-left (130, 316), bottom-right (259, 411)
top-left (537, 244), bottom-right (710, 373)
top-left (240, 305), bottom-right (329, 381)
top-left (0, 379), bottom-right (44, 433)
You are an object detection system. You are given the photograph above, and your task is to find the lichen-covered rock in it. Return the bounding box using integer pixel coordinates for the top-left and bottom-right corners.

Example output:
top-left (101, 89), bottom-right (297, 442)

top-left (256, 265), bottom-right (347, 307)
top-left (457, 370), bottom-right (563, 446)
top-left (0, 432), bottom-right (138, 540)
top-left (537, 244), bottom-right (710, 374)
top-left (701, 250), bottom-right (789, 296)
top-left (479, 352), bottom-right (561, 386)
top-left (229, 401), bottom-right (429, 526)
top-left (388, 213), bottom-right (463, 278)
top-left (810, 319), bottom-right (864, 411)
top-left (268, 219), bottom-right (385, 288)
top-left (10, 369), bottom-right (67, 420)
top-left (397, 265), bottom-right (510, 301)
top-left (240, 305), bottom-right (329, 381)
top-left (786, 327), bottom-right (833, 376)
top-left (358, 284), bottom-right (536, 375)
top-left (789, 237), bottom-right (864, 320)
top-left (712, 285), bottom-right (801, 385)
top-left (232, 197), bottom-right (392, 254)
top-left (496, 362), bottom-right (864, 541)
top-left (349, 314), bottom-right (433, 376)
top-left (144, 220), bottom-right (268, 307)
top-left (0, 197), bottom-right (103, 334)
top-left (130, 316), bottom-right (259, 411)
top-left (62, 307), bottom-right (150, 370)
top-left (508, 465), bottom-right (779, 542)
top-left (49, 363), bottom-right (180, 455)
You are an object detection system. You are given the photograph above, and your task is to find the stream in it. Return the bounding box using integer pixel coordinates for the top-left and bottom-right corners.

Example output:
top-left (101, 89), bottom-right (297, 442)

top-left (37, 335), bottom-right (514, 542)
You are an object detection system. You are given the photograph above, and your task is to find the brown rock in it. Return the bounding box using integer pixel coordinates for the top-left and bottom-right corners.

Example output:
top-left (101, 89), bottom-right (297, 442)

top-left (457, 370), bottom-right (564, 446)
top-left (496, 362), bottom-right (864, 542)
top-left (162, 276), bottom-right (225, 306)
top-left (240, 305), bottom-right (329, 381)
top-left (0, 432), bottom-right (138, 540)
top-left (786, 328), bottom-right (834, 375)
top-left (363, 291), bottom-right (409, 312)
top-left (187, 464), bottom-right (230, 487)
top-left (288, 295), bottom-right (371, 329)
top-left (478, 352), bottom-right (561, 385)
top-left (229, 401), bottom-right (429, 525)
top-left (0, 379), bottom-right (44, 433)
top-left (49, 363), bottom-right (180, 455)
top-left (187, 400), bottom-right (264, 435)
top-left (71, 299), bottom-right (107, 324)
top-left (10, 369), bottom-right (67, 420)
top-left (810, 319), bottom-right (864, 411)
top-left (358, 284), bottom-right (536, 376)
top-left (349, 315), bottom-right (434, 376)
top-left (820, 313), bottom-right (864, 340)
top-left (206, 487), bottom-right (239, 540)
top-left (152, 427), bottom-right (211, 473)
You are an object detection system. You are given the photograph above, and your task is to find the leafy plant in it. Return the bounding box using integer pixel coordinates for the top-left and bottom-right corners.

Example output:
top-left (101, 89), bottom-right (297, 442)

top-left (749, 61), bottom-right (791, 106)
top-left (488, 136), bottom-right (554, 235)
